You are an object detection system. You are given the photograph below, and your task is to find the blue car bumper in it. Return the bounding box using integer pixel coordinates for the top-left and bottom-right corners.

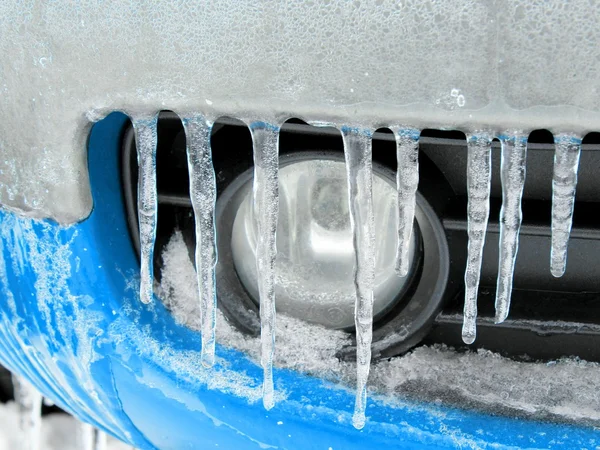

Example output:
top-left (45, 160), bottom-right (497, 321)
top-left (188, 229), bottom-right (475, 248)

top-left (0, 112), bottom-right (598, 449)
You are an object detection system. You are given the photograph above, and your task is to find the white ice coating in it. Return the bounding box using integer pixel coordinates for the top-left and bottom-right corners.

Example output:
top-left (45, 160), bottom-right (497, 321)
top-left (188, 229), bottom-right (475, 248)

top-left (132, 117), bottom-right (159, 305)
top-left (462, 134), bottom-right (493, 344)
top-left (341, 127), bottom-right (375, 430)
top-left (550, 134), bottom-right (582, 278)
top-left (249, 122), bottom-right (280, 411)
top-left (183, 116), bottom-right (218, 367)
top-left (3, 1), bottom-right (600, 223)
top-left (495, 134), bottom-right (527, 324)
top-left (392, 129), bottom-right (419, 277)
top-left (12, 375), bottom-right (42, 450)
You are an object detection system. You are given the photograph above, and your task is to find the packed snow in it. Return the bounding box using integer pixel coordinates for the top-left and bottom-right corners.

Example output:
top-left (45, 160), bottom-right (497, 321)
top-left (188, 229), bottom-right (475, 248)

top-left (159, 231), bottom-right (600, 427)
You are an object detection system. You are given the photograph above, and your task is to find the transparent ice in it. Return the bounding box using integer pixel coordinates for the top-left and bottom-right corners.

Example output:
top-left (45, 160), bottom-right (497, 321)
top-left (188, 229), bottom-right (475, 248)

top-left (132, 116), bottom-right (159, 305)
top-left (462, 134), bottom-right (493, 344)
top-left (392, 128), bottom-right (420, 277)
top-left (183, 116), bottom-right (218, 367)
top-left (550, 134), bottom-right (582, 278)
top-left (341, 127), bottom-right (375, 430)
top-left (249, 122), bottom-right (280, 410)
top-left (495, 133), bottom-right (527, 324)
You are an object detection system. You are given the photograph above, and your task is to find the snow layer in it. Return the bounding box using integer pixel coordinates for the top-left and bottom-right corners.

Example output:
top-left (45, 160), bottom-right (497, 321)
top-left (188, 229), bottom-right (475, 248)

top-left (160, 231), bottom-right (600, 426)
top-left (0, 403), bottom-right (131, 450)
top-left (3, 1), bottom-right (600, 223)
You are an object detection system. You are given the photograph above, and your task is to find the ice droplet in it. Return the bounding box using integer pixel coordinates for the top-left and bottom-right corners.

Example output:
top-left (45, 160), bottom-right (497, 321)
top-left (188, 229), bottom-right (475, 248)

top-left (341, 126), bottom-right (375, 430)
top-left (495, 132), bottom-right (528, 324)
top-left (183, 116), bottom-right (218, 367)
top-left (550, 133), bottom-right (582, 278)
top-left (462, 133), bottom-right (493, 344)
top-left (133, 115), bottom-right (159, 305)
top-left (392, 128), bottom-right (419, 277)
top-left (250, 121), bottom-right (280, 410)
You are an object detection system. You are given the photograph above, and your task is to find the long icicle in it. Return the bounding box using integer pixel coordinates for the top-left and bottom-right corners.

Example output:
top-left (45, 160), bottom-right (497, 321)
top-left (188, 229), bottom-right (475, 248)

top-left (132, 115), bottom-right (159, 305)
top-left (12, 375), bottom-right (42, 450)
top-left (392, 128), bottom-right (420, 277)
top-left (80, 423), bottom-right (94, 450)
top-left (183, 116), bottom-right (218, 367)
top-left (250, 121), bottom-right (280, 410)
top-left (462, 133), bottom-right (493, 344)
top-left (550, 133), bottom-right (582, 278)
top-left (341, 126), bottom-right (375, 430)
top-left (495, 132), bottom-right (527, 324)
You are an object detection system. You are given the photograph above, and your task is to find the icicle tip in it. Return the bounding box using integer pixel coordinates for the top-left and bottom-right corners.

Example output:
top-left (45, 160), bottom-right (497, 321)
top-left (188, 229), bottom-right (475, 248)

top-left (461, 330), bottom-right (476, 345)
top-left (352, 411), bottom-right (366, 430)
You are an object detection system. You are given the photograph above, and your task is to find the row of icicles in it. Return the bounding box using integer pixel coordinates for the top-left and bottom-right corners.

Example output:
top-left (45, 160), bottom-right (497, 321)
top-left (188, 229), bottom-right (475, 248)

top-left (132, 114), bottom-right (582, 430)
top-left (12, 375), bottom-right (115, 450)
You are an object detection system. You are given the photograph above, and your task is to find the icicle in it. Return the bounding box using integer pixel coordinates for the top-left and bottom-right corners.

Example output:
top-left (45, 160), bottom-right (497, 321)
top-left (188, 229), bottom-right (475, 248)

top-left (183, 116), bottom-right (218, 367)
top-left (462, 133), bottom-right (493, 344)
top-left (341, 126), bottom-right (375, 430)
top-left (550, 134), bottom-right (582, 278)
top-left (249, 121), bottom-right (280, 410)
top-left (132, 115), bottom-right (159, 305)
top-left (80, 423), bottom-right (94, 450)
top-left (392, 128), bottom-right (420, 277)
top-left (94, 429), bottom-right (107, 450)
top-left (12, 375), bottom-right (42, 450)
top-left (495, 132), bottom-right (528, 324)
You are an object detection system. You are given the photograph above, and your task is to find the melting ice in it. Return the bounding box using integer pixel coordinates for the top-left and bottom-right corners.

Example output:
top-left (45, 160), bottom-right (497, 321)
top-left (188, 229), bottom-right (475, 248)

top-left (393, 128), bottom-right (420, 277)
top-left (495, 133), bottom-right (527, 324)
top-left (132, 116), bottom-right (159, 305)
top-left (551, 134), bottom-right (582, 278)
top-left (341, 127), bottom-right (375, 430)
top-left (249, 122), bottom-right (280, 411)
top-left (462, 133), bottom-right (493, 344)
top-left (183, 116), bottom-right (218, 367)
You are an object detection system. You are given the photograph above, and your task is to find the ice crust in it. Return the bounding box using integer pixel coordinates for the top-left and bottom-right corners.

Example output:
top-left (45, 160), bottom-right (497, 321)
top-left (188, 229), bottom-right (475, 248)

top-left (3, 1), bottom-right (600, 222)
top-left (160, 231), bottom-right (600, 427)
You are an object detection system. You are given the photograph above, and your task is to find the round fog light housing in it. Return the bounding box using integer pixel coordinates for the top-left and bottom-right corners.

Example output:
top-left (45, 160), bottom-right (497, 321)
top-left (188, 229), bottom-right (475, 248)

top-left (231, 156), bottom-right (418, 330)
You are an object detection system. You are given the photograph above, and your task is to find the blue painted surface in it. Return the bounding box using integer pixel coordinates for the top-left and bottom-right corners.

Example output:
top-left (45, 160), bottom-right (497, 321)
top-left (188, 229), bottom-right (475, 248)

top-left (0, 112), bottom-right (598, 449)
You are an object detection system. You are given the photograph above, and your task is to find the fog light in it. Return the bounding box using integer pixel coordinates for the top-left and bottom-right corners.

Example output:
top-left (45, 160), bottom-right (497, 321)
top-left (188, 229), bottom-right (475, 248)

top-left (231, 157), bottom-right (417, 329)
